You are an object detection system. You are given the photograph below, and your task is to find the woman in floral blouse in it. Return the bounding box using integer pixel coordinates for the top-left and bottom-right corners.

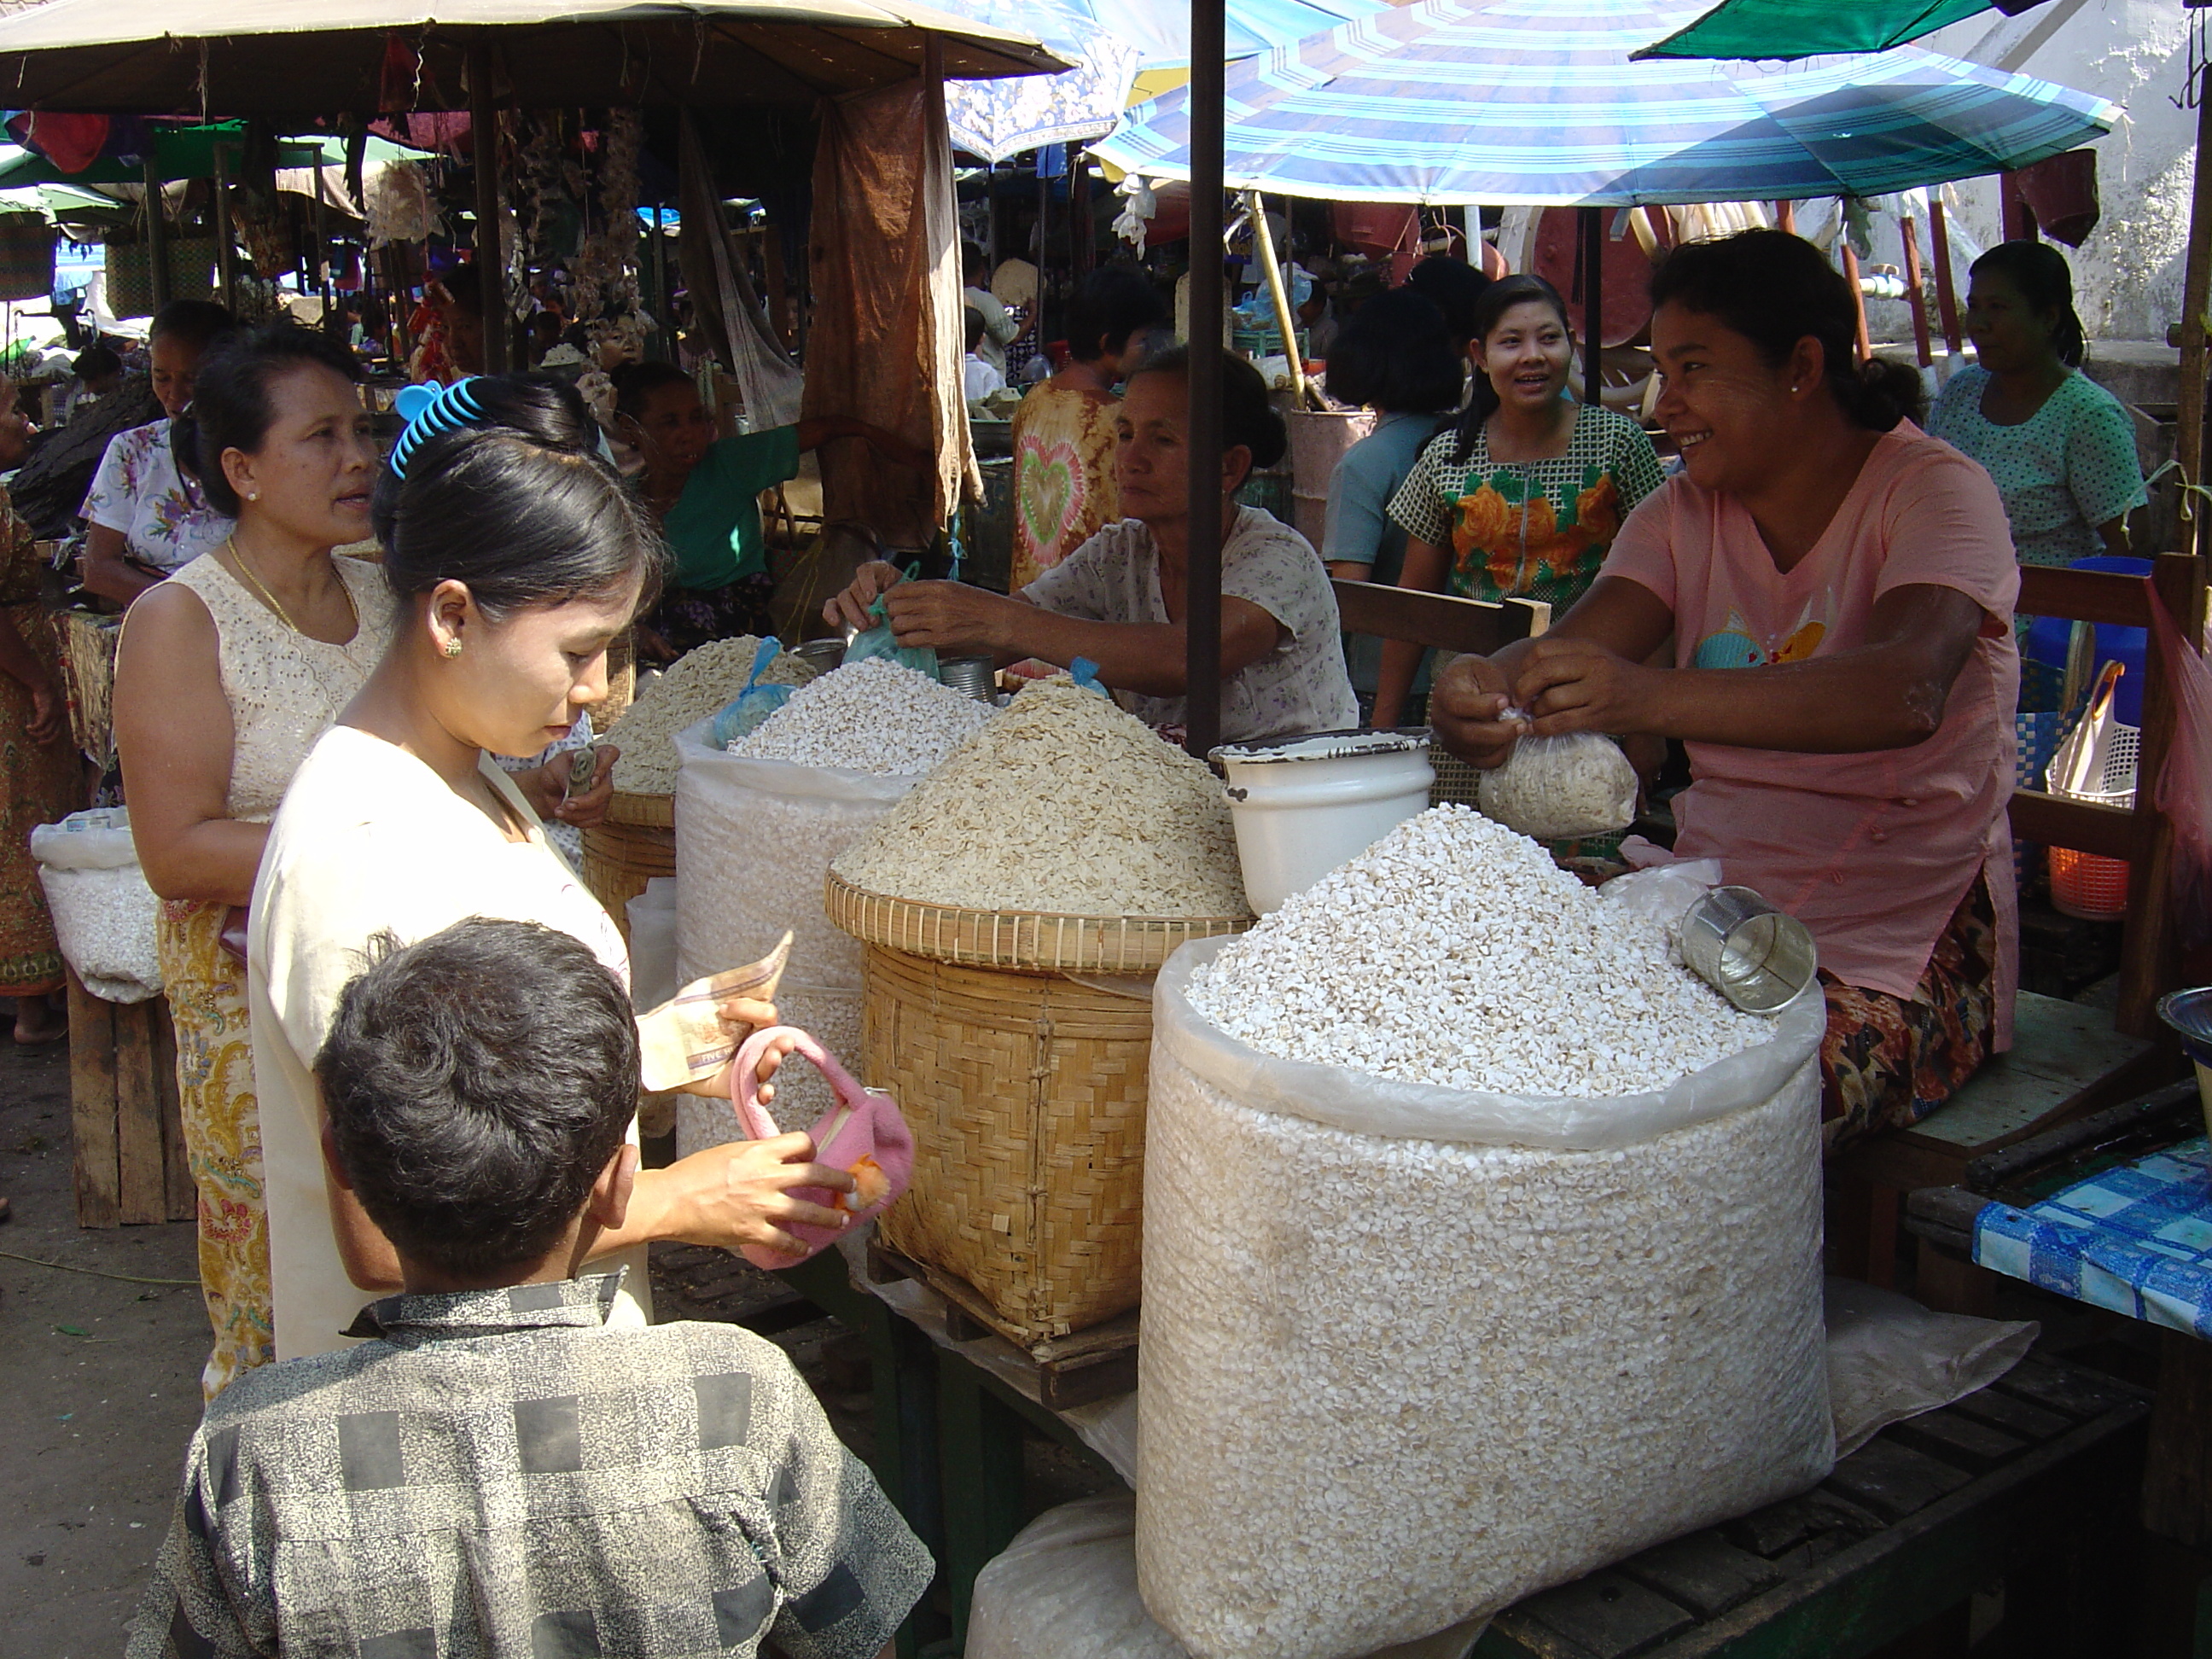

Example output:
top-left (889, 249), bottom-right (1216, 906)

top-left (1373, 274), bottom-right (1662, 728)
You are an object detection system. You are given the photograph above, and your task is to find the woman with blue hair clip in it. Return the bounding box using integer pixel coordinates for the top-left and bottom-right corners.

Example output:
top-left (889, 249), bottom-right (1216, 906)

top-left (114, 351), bottom-right (626, 1397)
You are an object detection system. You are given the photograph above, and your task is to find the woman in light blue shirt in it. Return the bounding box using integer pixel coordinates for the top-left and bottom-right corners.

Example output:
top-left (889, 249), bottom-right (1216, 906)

top-left (1318, 288), bottom-right (1463, 719)
top-left (1928, 240), bottom-right (2146, 568)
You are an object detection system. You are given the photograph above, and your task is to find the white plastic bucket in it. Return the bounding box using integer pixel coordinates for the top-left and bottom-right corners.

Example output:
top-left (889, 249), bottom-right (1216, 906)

top-left (1211, 729), bottom-right (1435, 912)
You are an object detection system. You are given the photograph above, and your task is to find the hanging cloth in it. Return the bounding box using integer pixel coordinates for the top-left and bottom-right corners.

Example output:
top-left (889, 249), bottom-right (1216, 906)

top-left (802, 45), bottom-right (975, 545)
top-left (677, 110), bottom-right (805, 431)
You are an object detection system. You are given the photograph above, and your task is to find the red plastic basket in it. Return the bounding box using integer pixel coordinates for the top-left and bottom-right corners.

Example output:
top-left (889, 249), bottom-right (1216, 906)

top-left (2049, 846), bottom-right (2131, 921)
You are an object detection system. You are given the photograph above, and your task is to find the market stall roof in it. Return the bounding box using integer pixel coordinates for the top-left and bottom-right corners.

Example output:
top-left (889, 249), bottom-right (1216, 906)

top-left (1636, 0), bottom-right (2049, 61)
top-left (1089, 0), bottom-right (2116, 206)
top-left (0, 0), bottom-right (1071, 114)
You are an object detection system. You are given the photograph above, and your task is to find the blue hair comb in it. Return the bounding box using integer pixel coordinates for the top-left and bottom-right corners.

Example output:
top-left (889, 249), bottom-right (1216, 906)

top-left (388, 376), bottom-right (487, 480)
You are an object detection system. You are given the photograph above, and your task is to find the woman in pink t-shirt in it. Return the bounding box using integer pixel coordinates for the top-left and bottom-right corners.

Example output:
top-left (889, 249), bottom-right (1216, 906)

top-left (1433, 230), bottom-right (2021, 1151)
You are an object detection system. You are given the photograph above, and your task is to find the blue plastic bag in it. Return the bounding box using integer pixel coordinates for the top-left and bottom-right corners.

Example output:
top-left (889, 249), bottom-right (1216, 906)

top-left (844, 580), bottom-right (939, 681)
top-left (710, 637), bottom-right (798, 747)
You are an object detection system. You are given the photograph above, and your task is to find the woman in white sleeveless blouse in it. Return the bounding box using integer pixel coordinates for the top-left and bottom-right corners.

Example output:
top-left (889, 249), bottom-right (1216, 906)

top-left (110, 331), bottom-right (609, 1398)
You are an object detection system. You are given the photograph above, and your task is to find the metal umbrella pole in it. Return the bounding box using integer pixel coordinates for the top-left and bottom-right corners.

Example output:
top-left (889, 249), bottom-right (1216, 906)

top-left (1579, 204), bottom-right (1603, 409)
top-left (1185, 0), bottom-right (1225, 760)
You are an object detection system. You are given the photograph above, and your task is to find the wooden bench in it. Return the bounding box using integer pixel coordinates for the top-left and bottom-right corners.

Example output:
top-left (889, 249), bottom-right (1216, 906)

top-left (1473, 1356), bottom-right (2148, 1659)
top-left (1330, 576), bottom-right (1550, 660)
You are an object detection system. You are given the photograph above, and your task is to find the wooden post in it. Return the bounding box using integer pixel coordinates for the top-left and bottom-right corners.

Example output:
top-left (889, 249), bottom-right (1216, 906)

top-left (1775, 199), bottom-right (1796, 235)
top-left (1249, 189), bottom-right (1307, 406)
top-left (141, 153), bottom-right (171, 312)
top-left (1929, 197), bottom-right (1965, 357)
top-left (212, 142), bottom-right (236, 309)
top-left (1579, 205), bottom-right (1604, 408)
top-left (1186, 0), bottom-right (1225, 760)
top-left (1839, 237), bottom-right (1872, 364)
top-left (2174, 65), bottom-right (2212, 566)
top-left (1900, 214), bottom-right (1934, 370)
top-left (2001, 171), bottom-right (2039, 242)
top-left (469, 40), bottom-right (507, 373)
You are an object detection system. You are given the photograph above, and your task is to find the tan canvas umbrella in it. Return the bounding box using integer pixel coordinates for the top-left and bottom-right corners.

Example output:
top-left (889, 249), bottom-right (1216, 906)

top-left (0, 1), bottom-right (1064, 112)
top-left (0, 0), bottom-right (1065, 364)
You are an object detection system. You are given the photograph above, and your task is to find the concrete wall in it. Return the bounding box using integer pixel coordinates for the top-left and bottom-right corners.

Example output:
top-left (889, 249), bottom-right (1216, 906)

top-left (1923, 0), bottom-right (2197, 346)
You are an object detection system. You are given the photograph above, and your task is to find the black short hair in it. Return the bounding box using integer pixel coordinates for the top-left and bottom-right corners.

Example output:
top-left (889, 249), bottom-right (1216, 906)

top-left (964, 305), bottom-right (987, 354)
top-left (1324, 288), bottom-right (1462, 415)
top-left (963, 241), bottom-right (989, 284)
top-left (1130, 344), bottom-right (1289, 473)
top-left (73, 345), bottom-right (121, 381)
top-left (373, 372), bottom-right (667, 620)
top-left (1970, 238), bottom-right (2087, 368)
top-left (1066, 265), bottom-right (1169, 365)
top-left (172, 323), bottom-right (361, 515)
top-left (609, 358), bottom-right (693, 423)
top-left (315, 918), bottom-right (641, 1280)
top-left (1649, 229), bottom-right (1924, 432)
top-left (149, 299), bottom-right (236, 354)
top-left (1404, 255), bottom-right (1492, 346)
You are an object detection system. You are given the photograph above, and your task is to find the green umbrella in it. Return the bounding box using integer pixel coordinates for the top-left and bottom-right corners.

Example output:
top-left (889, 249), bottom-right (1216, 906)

top-left (1636, 0), bottom-right (2047, 61)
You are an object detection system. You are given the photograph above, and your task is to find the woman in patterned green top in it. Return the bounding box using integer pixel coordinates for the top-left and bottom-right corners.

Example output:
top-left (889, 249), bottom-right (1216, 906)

top-left (1374, 274), bottom-right (1663, 728)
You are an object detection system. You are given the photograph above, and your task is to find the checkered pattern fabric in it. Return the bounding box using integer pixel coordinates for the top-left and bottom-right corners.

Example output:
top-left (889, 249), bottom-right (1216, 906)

top-left (127, 1271), bottom-right (931, 1658)
top-left (1973, 1137), bottom-right (2212, 1338)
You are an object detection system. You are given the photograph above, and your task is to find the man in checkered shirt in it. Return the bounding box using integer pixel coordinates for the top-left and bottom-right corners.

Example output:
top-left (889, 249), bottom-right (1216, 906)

top-left (128, 918), bottom-right (931, 1658)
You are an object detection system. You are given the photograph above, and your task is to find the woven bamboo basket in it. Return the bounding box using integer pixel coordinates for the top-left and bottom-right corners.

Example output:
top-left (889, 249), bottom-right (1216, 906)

top-left (52, 608), bottom-right (120, 768)
top-left (597, 629), bottom-right (637, 732)
top-left (825, 870), bottom-right (1248, 975)
top-left (1429, 740), bottom-right (1481, 809)
top-left (867, 942), bottom-right (1153, 1342)
top-left (582, 789), bottom-right (674, 941)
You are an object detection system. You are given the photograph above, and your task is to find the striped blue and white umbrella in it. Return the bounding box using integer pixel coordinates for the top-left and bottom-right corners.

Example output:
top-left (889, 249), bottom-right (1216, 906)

top-left (1088, 0), bottom-right (2118, 205)
top-left (942, 0), bottom-right (1389, 161)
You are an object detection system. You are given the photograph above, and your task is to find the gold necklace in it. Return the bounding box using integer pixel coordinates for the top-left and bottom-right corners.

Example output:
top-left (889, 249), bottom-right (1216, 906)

top-left (224, 534), bottom-right (358, 639)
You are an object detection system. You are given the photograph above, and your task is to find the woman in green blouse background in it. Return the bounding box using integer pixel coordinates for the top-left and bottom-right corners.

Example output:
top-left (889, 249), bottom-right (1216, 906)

top-left (611, 362), bottom-right (927, 658)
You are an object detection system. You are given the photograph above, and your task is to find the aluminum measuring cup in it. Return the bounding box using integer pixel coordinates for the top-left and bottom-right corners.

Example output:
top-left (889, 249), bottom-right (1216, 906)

top-left (1677, 886), bottom-right (1819, 1014)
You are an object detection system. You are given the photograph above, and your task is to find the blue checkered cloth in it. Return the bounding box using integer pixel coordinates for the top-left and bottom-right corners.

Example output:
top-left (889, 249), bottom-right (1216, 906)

top-left (1973, 1138), bottom-right (2212, 1338)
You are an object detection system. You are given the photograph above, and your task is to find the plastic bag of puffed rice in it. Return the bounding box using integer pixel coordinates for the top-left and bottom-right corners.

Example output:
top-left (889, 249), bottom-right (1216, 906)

top-left (1476, 723), bottom-right (1639, 841)
top-left (969, 1496), bottom-right (1490, 1659)
top-left (32, 808), bottom-right (163, 1003)
top-left (1133, 939), bottom-right (1833, 1659)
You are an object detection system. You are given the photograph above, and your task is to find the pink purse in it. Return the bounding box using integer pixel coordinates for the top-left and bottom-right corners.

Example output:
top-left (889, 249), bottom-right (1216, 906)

top-left (726, 1025), bottom-right (915, 1269)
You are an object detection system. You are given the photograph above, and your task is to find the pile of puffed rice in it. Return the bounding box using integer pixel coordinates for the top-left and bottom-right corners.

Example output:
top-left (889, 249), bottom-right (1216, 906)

top-left (1187, 805), bottom-right (1766, 1097)
top-left (728, 659), bottom-right (995, 775)
top-left (609, 635), bottom-right (816, 795)
top-left (832, 678), bottom-right (1251, 918)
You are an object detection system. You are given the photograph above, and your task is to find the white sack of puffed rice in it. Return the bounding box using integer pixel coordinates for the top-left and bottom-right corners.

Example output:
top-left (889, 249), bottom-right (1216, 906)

top-left (674, 717), bottom-right (915, 998)
top-left (32, 809), bottom-right (163, 1002)
top-left (1134, 813), bottom-right (1831, 1659)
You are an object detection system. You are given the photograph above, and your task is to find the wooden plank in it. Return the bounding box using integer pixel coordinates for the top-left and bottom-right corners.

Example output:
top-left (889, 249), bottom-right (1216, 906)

top-left (1820, 1440), bottom-right (1975, 1523)
top-left (1945, 1388), bottom-right (2071, 1446)
top-left (1890, 992), bottom-right (2155, 1152)
top-left (1884, 1409), bottom-right (2029, 1475)
top-left (1617, 1534), bottom-right (1786, 1621)
top-left (1995, 1359), bottom-right (2146, 1424)
top-left (2006, 789), bottom-right (2140, 861)
top-left (1639, 1401), bottom-right (2148, 1656)
top-left (1330, 578), bottom-right (1546, 658)
top-left (66, 969), bottom-right (119, 1229)
top-left (113, 995), bottom-right (167, 1225)
top-left (2142, 1329), bottom-right (2212, 1551)
top-left (1505, 1571), bottom-right (1696, 1659)
top-left (1720, 1491), bottom-right (1884, 1560)
top-left (2016, 565), bottom-right (2156, 630)
top-left (155, 999), bottom-right (193, 1222)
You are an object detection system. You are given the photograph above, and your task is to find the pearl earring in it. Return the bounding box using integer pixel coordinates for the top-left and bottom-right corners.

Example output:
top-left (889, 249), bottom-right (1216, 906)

top-left (247, 491), bottom-right (259, 501)
top-left (442, 637), bottom-right (463, 659)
